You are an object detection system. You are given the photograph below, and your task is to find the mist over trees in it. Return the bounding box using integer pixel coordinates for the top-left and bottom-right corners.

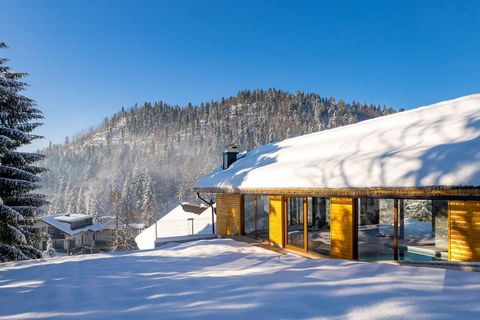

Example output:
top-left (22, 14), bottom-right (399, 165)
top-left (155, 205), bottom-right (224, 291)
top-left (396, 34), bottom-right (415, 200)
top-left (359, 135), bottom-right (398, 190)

top-left (40, 89), bottom-right (396, 225)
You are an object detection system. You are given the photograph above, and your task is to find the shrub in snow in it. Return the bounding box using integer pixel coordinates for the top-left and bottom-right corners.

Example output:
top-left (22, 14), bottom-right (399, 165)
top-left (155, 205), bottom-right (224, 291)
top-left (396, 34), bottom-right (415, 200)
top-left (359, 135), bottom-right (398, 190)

top-left (42, 238), bottom-right (56, 258)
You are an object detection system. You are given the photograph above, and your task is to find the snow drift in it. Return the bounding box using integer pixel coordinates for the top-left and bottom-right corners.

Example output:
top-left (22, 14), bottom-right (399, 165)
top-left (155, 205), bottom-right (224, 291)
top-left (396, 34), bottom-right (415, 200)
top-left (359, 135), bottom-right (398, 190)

top-left (1, 239), bottom-right (480, 319)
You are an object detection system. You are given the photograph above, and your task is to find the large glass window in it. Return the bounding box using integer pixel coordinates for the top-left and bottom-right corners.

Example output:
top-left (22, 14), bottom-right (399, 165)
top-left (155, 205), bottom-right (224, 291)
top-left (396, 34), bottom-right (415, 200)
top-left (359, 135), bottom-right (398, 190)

top-left (286, 197), bottom-right (305, 249)
top-left (307, 197), bottom-right (331, 256)
top-left (256, 195), bottom-right (269, 240)
top-left (243, 195), bottom-right (255, 236)
top-left (398, 200), bottom-right (448, 261)
top-left (357, 198), bottom-right (449, 261)
top-left (358, 199), bottom-right (395, 261)
top-left (242, 195), bottom-right (269, 240)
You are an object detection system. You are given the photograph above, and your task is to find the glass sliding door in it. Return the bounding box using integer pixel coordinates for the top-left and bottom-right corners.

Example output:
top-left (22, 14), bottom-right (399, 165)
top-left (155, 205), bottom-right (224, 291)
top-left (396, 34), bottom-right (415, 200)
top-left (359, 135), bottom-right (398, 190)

top-left (256, 195), bottom-right (269, 240)
top-left (398, 200), bottom-right (448, 261)
top-left (307, 197), bottom-right (331, 256)
top-left (243, 195), bottom-right (256, 237)
top-left (286, 197), bottom-right (305, 249)
top-left (242, 195), bottom-right (269, 240)
top-left (356, 198), bottom-right (448, 262)
top-left (358, 198), bottom-right (395, 261)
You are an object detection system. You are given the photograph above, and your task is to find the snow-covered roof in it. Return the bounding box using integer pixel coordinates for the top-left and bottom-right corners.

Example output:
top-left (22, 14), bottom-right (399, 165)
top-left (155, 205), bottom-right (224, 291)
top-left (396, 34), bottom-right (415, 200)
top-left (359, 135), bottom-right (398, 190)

top-left (135, 203), bottom-right (214, 250)
top-left (196, 94), bottom-right (480, 191)
top-left (54, 214), bottom-right (91, 223)
top-left (41, 214), bottom-right (105, 236)
top-left (180, 202), bottom-right (209, 215)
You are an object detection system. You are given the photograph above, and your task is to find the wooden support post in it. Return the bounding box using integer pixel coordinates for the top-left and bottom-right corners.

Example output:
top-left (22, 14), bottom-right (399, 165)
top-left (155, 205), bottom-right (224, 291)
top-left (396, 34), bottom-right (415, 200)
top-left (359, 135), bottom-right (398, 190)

top-left (254, 195), bottom-right (258, 239)
top-left (240, 195), bottom-right (244, 236)
top-left (352, 198), bottom-right (358, 260)
top-left (393, 199), bottom-right (399, 261)
top-left (304, 197), bottom-right (308, 252)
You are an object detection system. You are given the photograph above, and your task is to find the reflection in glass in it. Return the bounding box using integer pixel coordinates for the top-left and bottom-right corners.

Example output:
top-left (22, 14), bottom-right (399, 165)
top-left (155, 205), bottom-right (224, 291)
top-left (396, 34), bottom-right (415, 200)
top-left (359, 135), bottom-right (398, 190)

top-left (243, 195), bottom-right (255, 236)
top-left (243, 195), bottom-right (269, 240)
top-left (358, 198), bottom-right (394, 260)
top-left (399, 200), bottom-right (448, 261)
top-left (286, 197), bottom-right (305, 248)
top-left (307, 197), bottom-right (330, 256)
top-left (256, 195), bottom-right (269, 240)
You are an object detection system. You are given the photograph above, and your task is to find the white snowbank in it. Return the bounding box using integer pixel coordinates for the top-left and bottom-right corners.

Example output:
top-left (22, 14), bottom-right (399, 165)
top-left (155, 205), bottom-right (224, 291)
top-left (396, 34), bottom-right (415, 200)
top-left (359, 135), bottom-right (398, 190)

top-left (135, 204), bottom-right (215, 250)
top-left (197, 94), bottom-right (480, 190)
top-left (0, 239), bottom-right (479, 319)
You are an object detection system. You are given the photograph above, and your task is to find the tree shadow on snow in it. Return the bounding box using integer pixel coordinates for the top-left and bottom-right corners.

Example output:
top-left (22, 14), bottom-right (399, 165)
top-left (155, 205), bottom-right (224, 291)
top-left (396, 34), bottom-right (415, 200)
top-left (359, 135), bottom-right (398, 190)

top-left (1, 240), bottom-right (480, 319)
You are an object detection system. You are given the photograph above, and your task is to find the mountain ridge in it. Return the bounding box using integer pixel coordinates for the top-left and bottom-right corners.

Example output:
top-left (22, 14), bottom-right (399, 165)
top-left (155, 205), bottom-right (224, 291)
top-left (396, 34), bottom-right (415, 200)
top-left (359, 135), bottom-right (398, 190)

top-left (39, 89), bottom-right (397, 225)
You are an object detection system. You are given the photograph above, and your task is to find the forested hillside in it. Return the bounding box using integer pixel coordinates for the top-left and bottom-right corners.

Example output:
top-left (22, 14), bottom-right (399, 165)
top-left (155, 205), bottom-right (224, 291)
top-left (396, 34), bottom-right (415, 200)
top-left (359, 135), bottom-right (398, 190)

top-left (40, 89), bottom-right (396, 225)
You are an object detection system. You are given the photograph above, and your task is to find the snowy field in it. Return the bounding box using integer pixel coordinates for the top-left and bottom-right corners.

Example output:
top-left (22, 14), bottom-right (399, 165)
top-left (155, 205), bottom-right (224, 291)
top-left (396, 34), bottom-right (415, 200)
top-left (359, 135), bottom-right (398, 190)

top-left (1, 239), bottom-right (479, 320)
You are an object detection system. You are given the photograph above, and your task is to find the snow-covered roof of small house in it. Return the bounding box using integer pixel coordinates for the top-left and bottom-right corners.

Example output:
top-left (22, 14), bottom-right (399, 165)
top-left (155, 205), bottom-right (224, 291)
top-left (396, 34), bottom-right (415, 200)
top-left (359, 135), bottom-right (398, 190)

top-left (135, 203), bottom-right (214, 250)
top-left (180, 202), bottom-right (209, 215)
top-left (55, 214), bottom-right (91, 223)
top-left (41, 214), bottom-right (105, 236)
top-left (196, 94), bottom-right (480, 191)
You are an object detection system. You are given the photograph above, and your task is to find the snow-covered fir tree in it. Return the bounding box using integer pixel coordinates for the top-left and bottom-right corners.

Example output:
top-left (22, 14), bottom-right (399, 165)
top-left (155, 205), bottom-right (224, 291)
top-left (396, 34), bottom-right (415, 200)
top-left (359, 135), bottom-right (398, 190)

top-left (0, 43), bottom-right (48, 262)
top-left (119, 178), bottom-right (137, 250)
top-left (107, 179), bottom-right (137, 251)
top-left (85, 187), bottom-right (101, 221)
top-left (109, 185), bottom-right (122, 251)
top-left (403, 200), bottom-right (432, 222)
top-left (75, 185), bottom-right (85, 213)
top-left (141, 174), bottom-right (156, 225)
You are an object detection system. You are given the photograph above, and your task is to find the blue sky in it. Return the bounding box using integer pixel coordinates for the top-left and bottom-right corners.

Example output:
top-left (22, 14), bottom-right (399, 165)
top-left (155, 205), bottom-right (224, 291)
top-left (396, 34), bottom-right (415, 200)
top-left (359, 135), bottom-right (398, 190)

top-left (1, 0), bottom-right (479, 151)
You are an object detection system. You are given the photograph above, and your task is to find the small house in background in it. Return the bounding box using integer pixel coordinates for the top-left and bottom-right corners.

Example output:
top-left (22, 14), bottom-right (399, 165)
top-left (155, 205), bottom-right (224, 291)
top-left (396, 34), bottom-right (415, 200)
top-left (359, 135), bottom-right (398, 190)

top-left (135, 202), bottom-right (215, 250)
top-left (36, 213), bottom-right (109, 255)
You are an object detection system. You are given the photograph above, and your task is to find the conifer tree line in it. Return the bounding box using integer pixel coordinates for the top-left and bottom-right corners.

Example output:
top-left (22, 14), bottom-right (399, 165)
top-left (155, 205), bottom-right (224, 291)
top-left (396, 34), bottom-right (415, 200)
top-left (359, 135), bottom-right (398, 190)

top-left (0, 43), bottom-right (48, 262)
top-left (40, 89), bottom-right (397, 227)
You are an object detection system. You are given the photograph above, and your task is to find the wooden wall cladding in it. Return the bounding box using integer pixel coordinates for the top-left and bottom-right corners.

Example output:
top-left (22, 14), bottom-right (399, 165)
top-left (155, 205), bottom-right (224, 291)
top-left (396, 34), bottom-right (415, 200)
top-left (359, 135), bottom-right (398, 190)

top-left (449, 200), bottom-right (480, 261)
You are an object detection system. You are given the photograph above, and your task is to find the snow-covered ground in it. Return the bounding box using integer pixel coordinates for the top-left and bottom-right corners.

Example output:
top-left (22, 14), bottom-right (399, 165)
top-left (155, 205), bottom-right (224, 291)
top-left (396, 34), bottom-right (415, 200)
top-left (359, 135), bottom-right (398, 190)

top-left (1, 239), bottom-right (479, 320)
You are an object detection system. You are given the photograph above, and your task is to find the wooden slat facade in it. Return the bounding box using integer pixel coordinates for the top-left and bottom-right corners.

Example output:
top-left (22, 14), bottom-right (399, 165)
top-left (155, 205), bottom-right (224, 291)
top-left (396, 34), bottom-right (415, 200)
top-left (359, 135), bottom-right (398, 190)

top-left (330, 197), bottom-right (355, 259)
top-left (449, 200), bottom-right (480, 261)
top-left (215, 194), bottom-right (242, 236)
top-left (211, 191), bottom-right (480, 262)
top-left (268, 195), bottom-right (284, 247)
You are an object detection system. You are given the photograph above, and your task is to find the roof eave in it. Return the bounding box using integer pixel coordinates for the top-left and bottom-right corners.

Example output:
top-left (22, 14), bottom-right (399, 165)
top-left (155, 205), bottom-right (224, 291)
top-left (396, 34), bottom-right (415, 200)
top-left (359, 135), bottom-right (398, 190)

top-left (194, 186), bottom-right (480, 199)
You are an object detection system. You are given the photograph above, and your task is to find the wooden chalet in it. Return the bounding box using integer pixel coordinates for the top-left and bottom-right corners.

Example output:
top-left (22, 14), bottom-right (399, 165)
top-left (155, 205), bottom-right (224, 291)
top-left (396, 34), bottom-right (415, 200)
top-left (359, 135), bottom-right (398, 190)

top-left (195, 94), bottom-right (480, 262)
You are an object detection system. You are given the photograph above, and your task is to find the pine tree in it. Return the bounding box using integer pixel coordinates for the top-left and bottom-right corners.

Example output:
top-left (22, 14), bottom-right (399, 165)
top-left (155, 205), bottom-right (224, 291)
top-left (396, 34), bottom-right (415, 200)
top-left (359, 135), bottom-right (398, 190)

top-left (0, 43), bottom-right (48, 262)
top-left (141, 174), bottom-right (156, 225)
top-left (63, 179), bottom-right (72, 213)
top-left (85, 188), bottom-right (100, 221)
top-left (75, 185), bottom-right (85, 213)
top-left (119, 178), bottom-right (136, 250)
top-left (120, 177), bottom-right (133, 221)
top-left (66, 185), bottom-right (77, 213)
top-left (109, 186), bottom-right (122, 251)
top-left (49, 174), bottom-right (66, 213)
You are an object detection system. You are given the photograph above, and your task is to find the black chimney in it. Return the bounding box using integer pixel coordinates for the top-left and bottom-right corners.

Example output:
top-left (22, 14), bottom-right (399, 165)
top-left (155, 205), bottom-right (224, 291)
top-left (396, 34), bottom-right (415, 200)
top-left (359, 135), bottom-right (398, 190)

top-left (223, 144), bottom-right (239, 170)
